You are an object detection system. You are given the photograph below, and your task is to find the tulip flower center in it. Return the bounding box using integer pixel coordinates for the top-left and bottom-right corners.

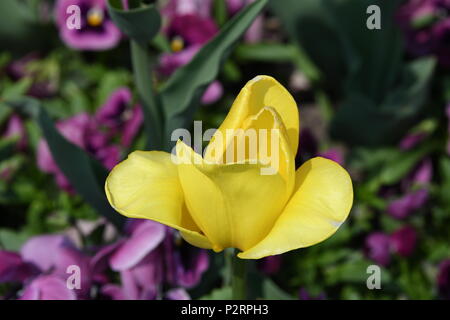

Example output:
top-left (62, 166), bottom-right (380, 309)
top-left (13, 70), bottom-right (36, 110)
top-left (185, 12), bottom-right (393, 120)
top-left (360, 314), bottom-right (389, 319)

top-left (87, 7), bottom-right (104, 27)
top-left (170, 36), bottom-right (185, 52)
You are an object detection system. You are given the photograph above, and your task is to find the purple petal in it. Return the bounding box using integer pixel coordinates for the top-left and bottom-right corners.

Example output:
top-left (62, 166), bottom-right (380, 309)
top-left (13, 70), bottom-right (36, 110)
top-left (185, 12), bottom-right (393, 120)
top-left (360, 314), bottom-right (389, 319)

top-left (130, 250), bottom-right (164, 291)
top-left (244, 15), bottom-right (264, 43)
top-left (101, 284), bottom-right (126, 300)
top-left (166, 288), bottom-right (190, 300)
top-left (226, 0), bottom-right (246, 15)
top-left (20, 275), bottom-right (77, 300)
top-left (110, 221), bottom-right (165, 271)
top-left (0, 251), bottom-right (38, 283)
top-left (95, 144), bottom-right (121, 170)
top-left (318, 148), bottom-right (344, 165)
top-left (201, 81), bottom-right (223, 105)
top-left (390, 226), bottom-right (417, 257)
top-left (120, 270), bottom-right (139, 300)
top-left (412, 158), bottom-right (433, 185)
top-left (21, 235), bottom-right (69, 271)
top-left (158, 45), bottom-right (200, 76)
top-left (163, 0), bottom-right (212, 18)
top-left (95, 88), bottom-right (132, 129)
top-left (258, 255), bottom-right (282, 275)
top-left (399, 133), bottom-right (427, 150)
top-left (164, 231), bottom-right (209, 289)
top-left (387, 189), bottom-right (428, 219)
top-left (21, 234), bottom-right (91, 292)
top-left (364, 232), bottom-right (391, 266)
top-left (3, 114), bottom-right (27, 150)
top-left (90, 241), bottom-right (124, 276)
top-left (36, 138), bottom-right (58, 174)
top-left (121, 106), bottom-right (144, 147)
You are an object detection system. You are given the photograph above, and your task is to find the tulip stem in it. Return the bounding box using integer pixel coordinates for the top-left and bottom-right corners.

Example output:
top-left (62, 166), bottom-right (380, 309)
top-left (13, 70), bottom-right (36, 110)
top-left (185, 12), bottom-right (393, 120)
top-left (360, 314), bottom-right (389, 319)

top-left (130, 39), bottom-right (163, 150)
top-left (231, 249), bottom-right (247, 300)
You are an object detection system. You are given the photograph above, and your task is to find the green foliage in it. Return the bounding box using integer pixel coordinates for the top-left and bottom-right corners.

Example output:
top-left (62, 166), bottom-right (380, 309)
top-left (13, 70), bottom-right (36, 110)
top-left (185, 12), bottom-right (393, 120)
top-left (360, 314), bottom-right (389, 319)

top-left (270, 0), bottom-right (436, 146)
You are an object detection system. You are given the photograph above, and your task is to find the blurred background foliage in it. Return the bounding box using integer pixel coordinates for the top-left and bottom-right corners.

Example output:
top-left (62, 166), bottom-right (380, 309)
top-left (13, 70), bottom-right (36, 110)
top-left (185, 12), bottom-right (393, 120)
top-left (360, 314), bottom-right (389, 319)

top-left (0, 0), bottom-right (450, 300)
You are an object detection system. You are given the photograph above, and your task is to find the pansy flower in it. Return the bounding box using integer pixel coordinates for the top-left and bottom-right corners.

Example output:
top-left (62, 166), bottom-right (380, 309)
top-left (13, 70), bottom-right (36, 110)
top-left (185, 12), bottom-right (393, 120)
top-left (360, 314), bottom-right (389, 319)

top-left (55, 0), bottom-right (121, 51)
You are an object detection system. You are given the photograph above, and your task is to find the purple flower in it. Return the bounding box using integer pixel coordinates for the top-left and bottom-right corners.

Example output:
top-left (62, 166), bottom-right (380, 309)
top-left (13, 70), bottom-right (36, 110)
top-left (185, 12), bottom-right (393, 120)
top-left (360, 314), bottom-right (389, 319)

top-left (164, 229), bottom-right (209, 289)
top-left (98, 220), bottom-right (208, 299)
top-left (387, 159), bottom-right (432, 219)
top-left (55, 0), bottom-right (121, 51)
top-left (201, 81), bottom-right (224, 105)
top-left (365, 226), bottom-right (417, 265)
top-left (390, 226), bottom-right (417, 257)
top-left (121, 106), bottom-right (144, 147)
top-left (399, 132), bottom-right (427, 150)
top-left (166, 14), bottom-right (218, 46)
top-left (160, 5), bottom-right (223, 104)
top-left (387, 189), bottom-right (429, 219)
top-left (2, 115), bottom-right (27, 151)
top-left (20, 275), bottom-right (77, 300)
top-left (258, 255), bottom-right (282, 275)
top-left (94, 87), bottom-right (143, 147)
top-left (0, 251), bottom-right (38, 284)
top-left (100, 220), bottom-right (166, 300)
top-left (95, 88), bottom-right (132, 130)
top-left (20, 235), bottom-right (93, 298)
top-left (437, 259), bottom-right (450, 299)
top-left (397, 0), bottom-right (450, 67)
top-left (365, 232), bottom-right (391, 266)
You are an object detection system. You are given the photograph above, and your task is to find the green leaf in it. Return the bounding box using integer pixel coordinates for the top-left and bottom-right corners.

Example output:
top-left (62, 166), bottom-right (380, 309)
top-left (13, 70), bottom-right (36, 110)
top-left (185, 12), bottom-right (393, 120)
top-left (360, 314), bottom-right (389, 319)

top-left (6, 98), bottom-right (125, 229)
top-left (331, 57), bottom-right (435, 146)
top-left (213, 0), bottom-right (228, 26)
top-left (234, 43), bottom-right (298, 62)
top-left (107, 0), bottom-right (161, 43)
top-left (200, 286), bottom-right (232, 300)
top-left (160, 0), bottom-right (268, 145)
top-left (269, 0), bottom-right (345, 90)
top-left (262, 278), bottom-right (295, 300)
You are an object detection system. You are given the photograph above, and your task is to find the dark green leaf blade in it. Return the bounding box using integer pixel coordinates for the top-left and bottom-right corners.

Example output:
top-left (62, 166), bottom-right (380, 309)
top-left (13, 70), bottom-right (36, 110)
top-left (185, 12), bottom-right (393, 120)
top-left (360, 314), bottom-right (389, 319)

top-left (107, 0), bottom-right (161, 43)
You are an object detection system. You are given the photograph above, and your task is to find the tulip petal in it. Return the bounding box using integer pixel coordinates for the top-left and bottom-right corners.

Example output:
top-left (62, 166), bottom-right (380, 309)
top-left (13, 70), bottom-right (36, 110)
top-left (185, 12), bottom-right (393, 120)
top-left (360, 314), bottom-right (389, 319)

top-left (239, 157), bottom-right (353, 259)
top-left (105, 151), bottom-right (212, 249)
top-left (176, 141), bottom-right (289, 252)
top-left (206, 75), bottom-right (299, 158)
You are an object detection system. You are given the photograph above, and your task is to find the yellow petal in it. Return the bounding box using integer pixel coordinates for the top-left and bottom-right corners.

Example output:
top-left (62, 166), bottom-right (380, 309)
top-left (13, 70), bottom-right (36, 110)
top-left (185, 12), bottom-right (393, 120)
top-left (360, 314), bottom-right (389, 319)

top-left (176, 141), bottom-right (289, 252)
top-left (205, 75), bottom-right (299, 160)
top-left (105, 151), bottom-right (212, 249)
top-left (239, 157), bottom-right (353, 259)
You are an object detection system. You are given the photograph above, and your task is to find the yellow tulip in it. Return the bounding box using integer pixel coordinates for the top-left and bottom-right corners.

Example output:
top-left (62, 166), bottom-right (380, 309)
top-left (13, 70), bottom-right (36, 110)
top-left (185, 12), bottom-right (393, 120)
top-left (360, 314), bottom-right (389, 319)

top-left (105, 75), bottom-right (353, 259)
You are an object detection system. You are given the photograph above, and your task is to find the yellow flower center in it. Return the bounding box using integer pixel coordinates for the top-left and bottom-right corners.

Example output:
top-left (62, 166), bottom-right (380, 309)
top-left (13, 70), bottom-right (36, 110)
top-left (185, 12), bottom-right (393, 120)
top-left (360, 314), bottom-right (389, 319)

top-left (170, 36), bottom-right (185, 53)
top-left (87, 8), bottom-right (104, 27)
